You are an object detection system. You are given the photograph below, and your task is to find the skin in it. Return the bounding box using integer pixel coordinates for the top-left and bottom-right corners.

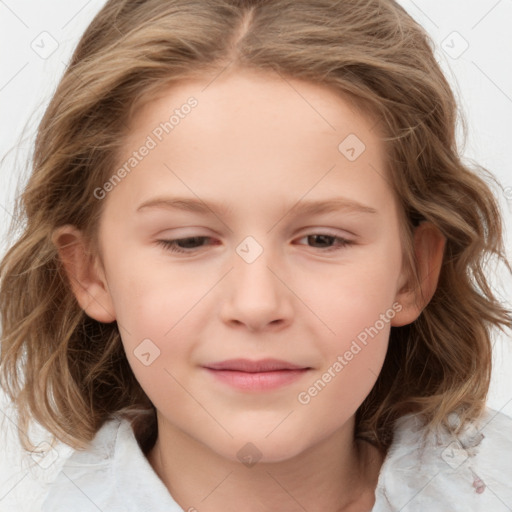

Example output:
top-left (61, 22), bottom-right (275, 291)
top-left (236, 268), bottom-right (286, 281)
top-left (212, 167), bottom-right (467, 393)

top-left (54, 68), bottom-right (445, 511)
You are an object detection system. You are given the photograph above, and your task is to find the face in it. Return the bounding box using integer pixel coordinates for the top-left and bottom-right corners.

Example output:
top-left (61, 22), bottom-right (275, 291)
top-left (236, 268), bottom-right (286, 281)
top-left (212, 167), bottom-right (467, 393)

top-left (91, 68), bottom-right (409, 462)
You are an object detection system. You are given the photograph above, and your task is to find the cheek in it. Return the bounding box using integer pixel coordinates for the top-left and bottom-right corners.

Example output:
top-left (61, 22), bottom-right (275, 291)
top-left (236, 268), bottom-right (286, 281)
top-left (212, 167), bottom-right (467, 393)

top-left (105, 253), bottom-right (210, 384)
top-left (297, 271), bottom-right (395, 419)
top-left (106, 254), bottom-right (206, 338)
top-left (116, 292), bottom-right (196, 413)
top-left (301, 248), bottom-right (402, 341)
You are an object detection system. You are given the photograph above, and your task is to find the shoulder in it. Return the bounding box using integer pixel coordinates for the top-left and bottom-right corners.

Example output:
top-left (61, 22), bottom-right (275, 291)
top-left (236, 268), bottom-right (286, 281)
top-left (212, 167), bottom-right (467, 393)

top-left (0, 405), bottom-right (182, 512)
top-left (373, 406), bottom-right (512, 512)
top-left (39, 416), bottom-right (124, 511)
top-left (0, 393), bottom-right (74, 512)
top-left (40, 415), bottom-right (183, 511)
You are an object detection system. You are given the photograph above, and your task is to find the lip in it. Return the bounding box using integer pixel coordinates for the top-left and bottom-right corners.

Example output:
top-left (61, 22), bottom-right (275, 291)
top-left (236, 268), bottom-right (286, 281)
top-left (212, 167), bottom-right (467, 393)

top-left (203, 358), bottom-right (308, 372)
top-left (202, 358), bottom-right (311, 391)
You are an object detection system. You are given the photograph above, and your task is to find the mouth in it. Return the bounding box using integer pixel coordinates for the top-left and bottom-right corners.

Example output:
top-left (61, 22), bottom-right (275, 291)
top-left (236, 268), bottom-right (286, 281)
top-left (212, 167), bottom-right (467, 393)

top-left (203, 358), bottom-right (310, 372)
top-left (202, 358), bottom-right (312, 391)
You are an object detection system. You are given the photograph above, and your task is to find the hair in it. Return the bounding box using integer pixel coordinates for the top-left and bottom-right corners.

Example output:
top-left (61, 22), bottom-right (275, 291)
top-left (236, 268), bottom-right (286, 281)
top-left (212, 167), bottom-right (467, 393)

top-left (1, 0), bottom-right (511, 455)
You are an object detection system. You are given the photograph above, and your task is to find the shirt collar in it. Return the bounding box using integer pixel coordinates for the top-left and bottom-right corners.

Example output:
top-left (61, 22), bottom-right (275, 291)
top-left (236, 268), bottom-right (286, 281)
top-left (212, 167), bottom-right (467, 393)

top-left (42, 407), bottom-right (512, 511)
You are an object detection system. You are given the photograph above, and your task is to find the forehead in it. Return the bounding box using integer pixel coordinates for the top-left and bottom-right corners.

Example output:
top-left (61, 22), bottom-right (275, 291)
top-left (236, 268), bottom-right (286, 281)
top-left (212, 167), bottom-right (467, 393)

top-left (109, 68), bottom-right (392, 216)
top-left (126, 68), bottom-right (381, 149)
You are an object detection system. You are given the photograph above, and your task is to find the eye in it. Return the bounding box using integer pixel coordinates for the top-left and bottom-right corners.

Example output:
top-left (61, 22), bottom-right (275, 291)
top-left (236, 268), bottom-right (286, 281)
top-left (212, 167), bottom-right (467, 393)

top-left (156, 236), bottom-right (215, 254)
top-left (156, 233), bottom-right (355, 255)
top-left (295, 233), bottom-right (354, 252)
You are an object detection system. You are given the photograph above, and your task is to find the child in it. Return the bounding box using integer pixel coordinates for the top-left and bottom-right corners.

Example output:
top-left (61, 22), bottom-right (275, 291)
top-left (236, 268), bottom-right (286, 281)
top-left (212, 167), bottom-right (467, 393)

top-left (1, 0), bottom-right (511, 510)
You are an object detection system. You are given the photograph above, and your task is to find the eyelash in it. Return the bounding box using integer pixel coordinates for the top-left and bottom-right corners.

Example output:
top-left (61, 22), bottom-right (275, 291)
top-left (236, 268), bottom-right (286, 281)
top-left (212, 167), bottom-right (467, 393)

top-left (156, 234), bottom-right (354, 254)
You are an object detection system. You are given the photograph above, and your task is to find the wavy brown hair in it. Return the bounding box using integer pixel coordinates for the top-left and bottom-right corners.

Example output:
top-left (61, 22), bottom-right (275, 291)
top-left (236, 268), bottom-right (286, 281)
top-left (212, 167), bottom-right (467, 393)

top-left (1, 0), bottom-right (511, 454)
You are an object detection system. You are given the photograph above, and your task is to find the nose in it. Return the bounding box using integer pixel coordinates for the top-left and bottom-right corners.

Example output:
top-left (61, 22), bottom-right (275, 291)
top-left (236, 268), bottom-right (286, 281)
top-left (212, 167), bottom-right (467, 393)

top-left (219, 242), bottom-right (293, 333)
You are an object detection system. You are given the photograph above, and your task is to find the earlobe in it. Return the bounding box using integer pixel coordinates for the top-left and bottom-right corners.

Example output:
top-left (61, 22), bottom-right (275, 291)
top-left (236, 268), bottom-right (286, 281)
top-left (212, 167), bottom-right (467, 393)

top-left (52, 225), bottom-right (116, 323)
top-left (391, 222), bottom-right (446, 327)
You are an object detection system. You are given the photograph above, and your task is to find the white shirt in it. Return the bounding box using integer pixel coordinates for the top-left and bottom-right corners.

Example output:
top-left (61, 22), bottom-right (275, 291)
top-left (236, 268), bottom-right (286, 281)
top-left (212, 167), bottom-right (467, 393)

top-left (1, 404), bottom-right (511, 511)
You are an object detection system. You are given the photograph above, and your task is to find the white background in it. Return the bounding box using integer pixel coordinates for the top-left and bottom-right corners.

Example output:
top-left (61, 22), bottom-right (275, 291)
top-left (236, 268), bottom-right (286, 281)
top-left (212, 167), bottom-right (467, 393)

top-left (0, 0), bottom-right (511, 419)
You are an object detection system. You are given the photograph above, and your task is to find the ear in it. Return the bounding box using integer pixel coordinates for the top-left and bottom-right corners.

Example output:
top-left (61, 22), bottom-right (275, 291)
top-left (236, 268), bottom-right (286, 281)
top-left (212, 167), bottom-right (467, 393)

top-left (391, 222), bottom-right (446, 327)
top-left (52, 225), bottom-right (116, 323)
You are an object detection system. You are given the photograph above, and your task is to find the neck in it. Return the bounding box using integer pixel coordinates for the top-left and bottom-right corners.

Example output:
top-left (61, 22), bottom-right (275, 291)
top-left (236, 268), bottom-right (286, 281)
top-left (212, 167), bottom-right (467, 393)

top-left (147, 416), bottom-right (385, 512)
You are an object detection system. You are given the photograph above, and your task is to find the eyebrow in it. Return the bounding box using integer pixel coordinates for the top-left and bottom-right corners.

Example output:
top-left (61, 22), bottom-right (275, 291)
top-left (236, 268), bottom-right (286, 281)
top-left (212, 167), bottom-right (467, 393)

top-left (136, 196), bottom-right (378, 217)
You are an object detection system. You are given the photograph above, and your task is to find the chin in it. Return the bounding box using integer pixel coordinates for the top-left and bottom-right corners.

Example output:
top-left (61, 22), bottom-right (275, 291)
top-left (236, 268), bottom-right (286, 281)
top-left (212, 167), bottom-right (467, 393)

top-left (213, 431), bottom-right (315, 466)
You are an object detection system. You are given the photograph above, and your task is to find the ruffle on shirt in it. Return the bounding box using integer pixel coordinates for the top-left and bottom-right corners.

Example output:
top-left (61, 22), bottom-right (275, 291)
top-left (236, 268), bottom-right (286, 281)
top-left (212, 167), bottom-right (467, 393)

top-left (372, 407), bottom-right (512, 511)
